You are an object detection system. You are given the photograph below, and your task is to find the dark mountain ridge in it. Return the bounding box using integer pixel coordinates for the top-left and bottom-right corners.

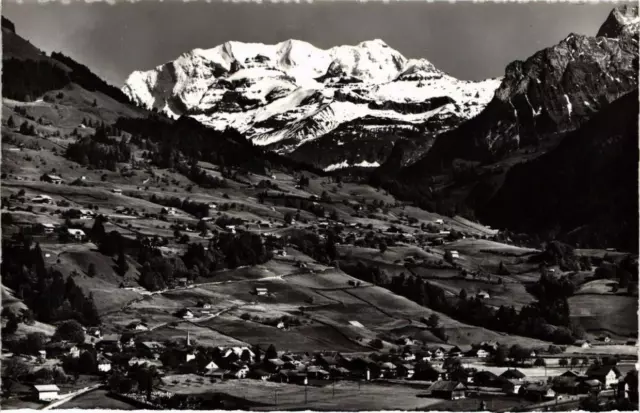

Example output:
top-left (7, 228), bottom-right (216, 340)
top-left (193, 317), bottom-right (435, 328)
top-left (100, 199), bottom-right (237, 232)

top-left (401, 10), bottom-right (638, 178)
top-left (479, 89), bottom-right (639, 251)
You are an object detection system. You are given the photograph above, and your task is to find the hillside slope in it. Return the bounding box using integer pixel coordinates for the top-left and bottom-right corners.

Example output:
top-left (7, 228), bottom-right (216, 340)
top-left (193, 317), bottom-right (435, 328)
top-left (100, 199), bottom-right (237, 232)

top-left (478, 89), bottom-right (639, 251)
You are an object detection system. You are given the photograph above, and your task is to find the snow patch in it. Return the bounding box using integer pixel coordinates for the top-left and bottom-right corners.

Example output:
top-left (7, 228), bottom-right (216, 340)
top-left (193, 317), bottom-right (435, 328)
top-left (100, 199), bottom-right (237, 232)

top-left (564, 94), bottom-right (572, 117)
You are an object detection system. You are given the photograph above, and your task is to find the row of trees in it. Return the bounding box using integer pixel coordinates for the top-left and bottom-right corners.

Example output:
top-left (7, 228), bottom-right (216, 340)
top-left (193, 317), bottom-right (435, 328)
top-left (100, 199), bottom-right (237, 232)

top-left (340, 261), bottom-right (582, 344)
top-left (1, 232), bottom-right (101, 326)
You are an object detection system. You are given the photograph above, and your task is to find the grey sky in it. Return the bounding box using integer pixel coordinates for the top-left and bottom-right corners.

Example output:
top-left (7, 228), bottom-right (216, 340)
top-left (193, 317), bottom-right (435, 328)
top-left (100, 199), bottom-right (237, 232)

top-left (2, 1), bottom-right (624, 86)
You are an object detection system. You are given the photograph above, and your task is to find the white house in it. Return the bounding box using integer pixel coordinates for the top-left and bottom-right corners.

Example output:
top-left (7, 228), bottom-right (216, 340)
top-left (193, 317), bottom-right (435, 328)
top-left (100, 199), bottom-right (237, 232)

top-left (42, 223), bottom-right (56, 233)
top-left (80, 209), bottom-right (95, 220)
top-left (276, 321), bottom-right (286, 329)
top-left (476, 291), bottom-right (490, 299)
top-left (32, 194), bottom-right (53, 204)
top-left (32, 384), bottom-right (60, 401)
top-left (204, 361), bottom-right (219, 371)
top-left (435, 219), bottom-right (444, 225)
top-left (131, 322), bottom-right (149, 331)
top-left (439, 230), bottom-right (451, 236)
top-left (111, 188), bottom-right (122, 194)
top-left (185, 351), bottom-right (196, 363)
top-left (67, 228), bottom-right (86, 241)
top-left (181, 310), bottom-right (194, 320)
top-left (98, 356), bottom-right (112, 373)
top-left (208, 203), bottom-right (217, 210)
top-left (255, 287), bottom-right (268, 296)
top-left (450, 250), bottom-right (460, 259)
top-left (475, 349), bottom-right (489, 358)
top-left (226, 225), bottom-right (236, 234)
top-left (162, 207), bottom-right (177, 216)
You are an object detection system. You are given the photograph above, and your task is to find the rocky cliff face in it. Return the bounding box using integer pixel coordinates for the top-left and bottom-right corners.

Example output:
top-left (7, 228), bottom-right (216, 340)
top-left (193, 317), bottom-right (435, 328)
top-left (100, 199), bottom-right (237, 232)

top-left (402, 5), bottom-right (639, 177)
top-left (597, 5), bottom-right (639, 38)
top-left (478, 89), bottom-right (638, 251)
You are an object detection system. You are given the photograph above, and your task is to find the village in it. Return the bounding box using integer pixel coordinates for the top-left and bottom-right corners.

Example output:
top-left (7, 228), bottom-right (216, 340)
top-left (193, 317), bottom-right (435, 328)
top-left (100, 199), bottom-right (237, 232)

top-left (2, 318), bottom-right (638, 411)
top-left (2, 129), bottom-right (638, 411)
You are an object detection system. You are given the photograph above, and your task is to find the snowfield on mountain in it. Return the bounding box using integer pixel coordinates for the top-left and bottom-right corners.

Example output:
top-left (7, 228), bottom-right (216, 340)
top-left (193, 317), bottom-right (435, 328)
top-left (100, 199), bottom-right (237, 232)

top-left (122, 39), bottom-right (501, 155)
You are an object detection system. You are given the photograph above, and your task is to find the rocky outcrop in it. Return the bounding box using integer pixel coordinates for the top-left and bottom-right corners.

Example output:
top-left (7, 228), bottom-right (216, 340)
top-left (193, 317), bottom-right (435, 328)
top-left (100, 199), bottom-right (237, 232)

top-left (478, 89), bottom-right (639, 251)
top-left (403, 7), bottom-right (639, 177)
top-left (597, 5), bottom-right (639, 38)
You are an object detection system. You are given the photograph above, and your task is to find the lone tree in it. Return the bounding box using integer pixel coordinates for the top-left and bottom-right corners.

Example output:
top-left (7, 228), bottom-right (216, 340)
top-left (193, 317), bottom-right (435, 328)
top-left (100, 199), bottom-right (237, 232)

top-left (265, 344), bottom-right (278, 360)
top-left (117, 248), bottom-right (129, 277)
top-left (87, 263), bottom-right (97, 278)
top-left (559, 357), bottom-right (569, 368)
top-left (54, 320), bottom-right (85, 344)
top-left (427, 314), bottom-right (440, 329)
top-left (379, 241), bottom-right (388, 254)
top-left (534, 357), bottom-right (546, 367)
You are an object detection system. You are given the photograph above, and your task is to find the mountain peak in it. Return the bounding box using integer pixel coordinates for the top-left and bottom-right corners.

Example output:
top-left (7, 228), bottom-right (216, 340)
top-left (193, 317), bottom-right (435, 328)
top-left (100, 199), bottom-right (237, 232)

top-left (358, 39), bottom-right (389, 48)
top-left (597, 5), bottom-right (639, 38)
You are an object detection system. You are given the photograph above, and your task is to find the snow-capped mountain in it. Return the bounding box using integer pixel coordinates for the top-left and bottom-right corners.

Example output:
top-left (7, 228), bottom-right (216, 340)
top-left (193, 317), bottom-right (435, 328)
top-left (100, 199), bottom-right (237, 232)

top-left (123, 39), bottom-right (500, 169)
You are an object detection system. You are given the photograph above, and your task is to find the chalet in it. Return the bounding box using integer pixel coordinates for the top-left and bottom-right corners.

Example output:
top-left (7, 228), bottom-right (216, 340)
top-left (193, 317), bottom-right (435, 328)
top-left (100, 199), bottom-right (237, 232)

top-left (204, 360), bottom-right (219, 373)
top-left (474, 371), bottom-right (500, 387)
top-left (467, 348), bottom-right (489, 358)
top-left (397, 364), bottom-right (415, 379)
top-left (520, 383), bottom-right (556, 400)
top-left (330, 366), bottom-right (351, 379)
top-left (265, 358), bottom-right (285, 372)
top-left (274, 249), bottom-right (287, 257)
top-left (316, 353), bottom-right (341, 369)
top-left (196, 301), bottom-right (212, 309)
top-left (87, 327), bottom-right (102, 339)
top-left (251, 369), bottom-right (272, 381)
top-left (431, 347), bottom-right (446, 360)
top-left (380, 362), bottom-right (398, 378)
top-left (42, 174), bottom-right (63, 185)
top-left (448, 346), bottom-right (463, 358)
top-left (254, 287), bottom-right (268, 296)
top-left (32, 195), bottom-right (54, 205)
top-left (307, 366), bottom-right (331, 380)
top-left (599, 335), bottom-right (612, 343)
top-left (41, 223), bottom-right (56, 233)
top-left (161, 207), bottom-right (177, 215)
top-left (435, 219), bottom-right (444, 225)
top-left (229, 365), bottom-right (250, 379)
top-left (278, 370), bottom-right (308, 385)
top-left (586, 365), bottom-right (622, 388)
top-left (176, 277), bottom-right (189, 287)
top-left (226, 225), bottom-right (236, 234)
top-left (97, 355), bottom-right (112, 373)
top-left (111, 188), bottom-right (122, 195)
top-left (95, 339), bottom-right (121, 353)
top-left (32, 384), bottom-right (60, 401)
top-left (575, 340), bottom-right (591, 348)
top-left (401, 352), bottom-right (416, 361)
top-left (476, 291), bottom-right (490, 299)
top-left (426, 381), bottom-right (466, 400)
top-left (502, 379), bottom-right (522, 395)
top-left (128, 322), bottom-right (149, 331)
top-left (138, 341), bottom-right (165, 357)
top-left (439, 230), bottom-right (451, 236)
top-left (500, 369), bottom-right (526, 381)
top-left (79, 209), bottom-right (95, 220)
top-left (550, 376), bottom-right (580, 395)
top-left (208, 203), bottom-right (217, 210)
top-left (561, 370), bottom-right (588, 381)
top-left (67, 228), bottom-right (86, 241)
top-left (450, 250), bottom-right (460, 259)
